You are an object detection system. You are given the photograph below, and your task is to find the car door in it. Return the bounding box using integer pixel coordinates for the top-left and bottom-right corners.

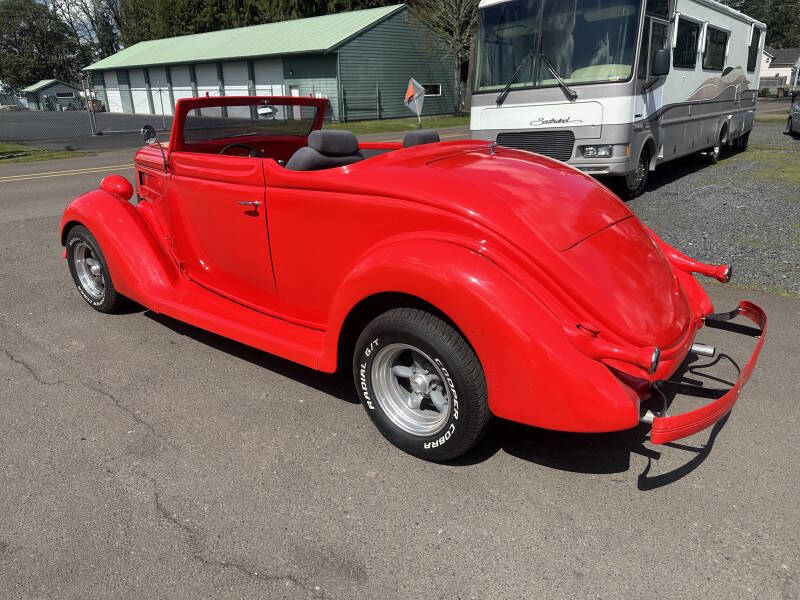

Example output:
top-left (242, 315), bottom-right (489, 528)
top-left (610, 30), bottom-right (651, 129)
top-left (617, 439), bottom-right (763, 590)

top-left (167, 151), bottom-right (278, 312)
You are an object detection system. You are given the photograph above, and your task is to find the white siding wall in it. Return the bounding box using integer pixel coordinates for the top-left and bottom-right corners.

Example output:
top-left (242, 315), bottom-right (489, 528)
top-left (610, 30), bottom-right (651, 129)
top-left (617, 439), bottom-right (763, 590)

top-left (253, 58), bottom-right (284, 96)
top-left (103, 70), bottom-right (123, 113)
top-left (148, 67), bottom-right (172, 115)
top-left (129, 68), bottom-right (150, 114)
top-left (222, 61), bottom-right (250, 117)
top-left (170, 65), bottom-right (194, 111)
top-left (195, 63), bottom-right (221, 116)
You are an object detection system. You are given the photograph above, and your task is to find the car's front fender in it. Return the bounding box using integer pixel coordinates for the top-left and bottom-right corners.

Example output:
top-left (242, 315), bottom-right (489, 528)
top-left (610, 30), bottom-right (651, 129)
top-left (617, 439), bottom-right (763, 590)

top-left (60, 189), bottom-right (179, 309)
top-left (323, 238), bottom-right (641, 433)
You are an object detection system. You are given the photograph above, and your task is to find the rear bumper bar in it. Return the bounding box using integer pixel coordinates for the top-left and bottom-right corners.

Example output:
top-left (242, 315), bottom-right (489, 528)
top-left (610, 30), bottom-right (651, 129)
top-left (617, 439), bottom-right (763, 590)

top-left (649, 301), bottom-right (767, 445)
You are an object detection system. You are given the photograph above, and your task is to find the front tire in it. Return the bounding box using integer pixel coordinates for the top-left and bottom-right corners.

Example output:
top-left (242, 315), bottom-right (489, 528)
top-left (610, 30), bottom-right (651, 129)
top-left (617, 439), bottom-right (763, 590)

top-left (619, 147), bottom-right (649, 200)
top-left (65, 225), bottom-right (123, 313)
top-left (353, 308), bottom-right (491, 461)
top-left (785, 117), bottom-right (794, 135)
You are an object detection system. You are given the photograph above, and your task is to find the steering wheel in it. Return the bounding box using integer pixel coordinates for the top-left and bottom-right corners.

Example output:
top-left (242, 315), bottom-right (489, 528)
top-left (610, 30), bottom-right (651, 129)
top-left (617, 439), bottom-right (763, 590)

top-left (219, 143), bottom-right (263, 158)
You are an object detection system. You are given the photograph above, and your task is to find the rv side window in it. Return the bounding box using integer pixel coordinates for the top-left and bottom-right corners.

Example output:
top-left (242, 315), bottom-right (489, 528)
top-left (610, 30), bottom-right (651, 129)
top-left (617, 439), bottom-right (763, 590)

top-left (645, 0), bottom-right (668, 18)
top-left (674, 18), bottom-right (700, 69)
top-left (747, 28), bottom-right (761, 72)
top-left (703, 26), bottom-right (728, 71)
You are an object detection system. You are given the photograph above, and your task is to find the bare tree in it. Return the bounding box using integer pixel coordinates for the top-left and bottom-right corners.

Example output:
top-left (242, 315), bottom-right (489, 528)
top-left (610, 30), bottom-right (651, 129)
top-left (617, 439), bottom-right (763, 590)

top-left (46, 0), bottom-right (121, 58)
top-left (409, 0), bottom-right (479, 114)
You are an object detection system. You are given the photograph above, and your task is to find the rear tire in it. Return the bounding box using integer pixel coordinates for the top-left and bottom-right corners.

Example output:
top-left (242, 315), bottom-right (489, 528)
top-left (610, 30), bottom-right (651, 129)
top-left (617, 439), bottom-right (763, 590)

top-left (738, 131), bottom-right (750, 152)
top-left (353, 308), bottom-right (491, 461)
top-left (65, 225), bottom-right (123, 313)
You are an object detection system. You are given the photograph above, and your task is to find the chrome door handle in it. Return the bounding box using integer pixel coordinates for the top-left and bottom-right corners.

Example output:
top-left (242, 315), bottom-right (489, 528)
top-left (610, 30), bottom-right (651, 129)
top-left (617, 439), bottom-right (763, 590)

top-left (237, 200), bottom-right (262, 208)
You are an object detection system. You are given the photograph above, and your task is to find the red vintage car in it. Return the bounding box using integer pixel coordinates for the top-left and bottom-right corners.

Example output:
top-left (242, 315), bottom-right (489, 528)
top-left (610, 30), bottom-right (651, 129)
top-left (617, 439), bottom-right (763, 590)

top-left (60, 96), bottom-right (766, 460)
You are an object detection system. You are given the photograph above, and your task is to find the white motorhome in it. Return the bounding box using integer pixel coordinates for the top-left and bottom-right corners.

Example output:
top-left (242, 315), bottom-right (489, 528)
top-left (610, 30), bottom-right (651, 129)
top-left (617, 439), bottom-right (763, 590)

top-left (470, 0), bottom-right (766, 197)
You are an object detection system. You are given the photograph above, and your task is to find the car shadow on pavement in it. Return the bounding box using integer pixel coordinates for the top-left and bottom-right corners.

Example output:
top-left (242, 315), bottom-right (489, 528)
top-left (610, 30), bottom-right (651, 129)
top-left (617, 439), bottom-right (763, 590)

top-left (143, 311), bottom-right (356, 404)
top-left (455, 351), bottom-right (740, 491)
top-left (143, 310), bottom-right (738, 490)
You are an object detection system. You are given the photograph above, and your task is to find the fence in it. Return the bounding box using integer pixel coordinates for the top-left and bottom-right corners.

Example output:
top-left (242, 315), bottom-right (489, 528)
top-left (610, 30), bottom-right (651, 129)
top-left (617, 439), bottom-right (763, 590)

top-left (0, 82), bottom-right (97, 144)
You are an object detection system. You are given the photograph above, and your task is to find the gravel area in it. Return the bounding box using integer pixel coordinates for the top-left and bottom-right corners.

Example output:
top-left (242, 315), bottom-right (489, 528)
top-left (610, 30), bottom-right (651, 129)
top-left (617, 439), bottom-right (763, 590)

top-left (627, 120), bottom-right (799, 296)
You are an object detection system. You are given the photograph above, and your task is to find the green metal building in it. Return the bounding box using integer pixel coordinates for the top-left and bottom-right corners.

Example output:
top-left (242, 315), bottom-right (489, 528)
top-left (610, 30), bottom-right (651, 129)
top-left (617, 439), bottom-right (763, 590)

top-left (20, 80), bottom-right (82, 111)
top-left (83, 4), bottom-right (455, 121)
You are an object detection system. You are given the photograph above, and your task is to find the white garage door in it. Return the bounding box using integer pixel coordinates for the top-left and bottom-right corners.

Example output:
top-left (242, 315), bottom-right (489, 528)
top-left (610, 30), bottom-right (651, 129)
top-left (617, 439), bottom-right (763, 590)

top-left (103, 70), bottom-right (124, 113)
top-left (253, 59), bottom-right (285, 117)
top-left (148, 67), bottom-right (172, 115)
top-left (253, 59), bottom-right (283, 89)
top-left (170, 65), bottom-right (194, 109)
top-left (195, 63), bottom-right (221, 116)
top-left (222, 61), bottom-right (250, 118)
top-left (129, 69), bottom-right (150, 114)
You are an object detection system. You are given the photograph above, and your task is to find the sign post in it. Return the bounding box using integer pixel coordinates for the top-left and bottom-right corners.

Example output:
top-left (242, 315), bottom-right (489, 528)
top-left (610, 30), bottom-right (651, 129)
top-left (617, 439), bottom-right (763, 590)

top-left (404, 78), bottom-right (425, 128)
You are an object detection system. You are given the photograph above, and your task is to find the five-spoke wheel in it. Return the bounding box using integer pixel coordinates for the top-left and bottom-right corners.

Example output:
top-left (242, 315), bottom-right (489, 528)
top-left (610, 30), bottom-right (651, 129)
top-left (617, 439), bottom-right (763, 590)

top-left (354, 307), bottom-right (491, 461)
top-left (66, 224), bottom-right (123, 313)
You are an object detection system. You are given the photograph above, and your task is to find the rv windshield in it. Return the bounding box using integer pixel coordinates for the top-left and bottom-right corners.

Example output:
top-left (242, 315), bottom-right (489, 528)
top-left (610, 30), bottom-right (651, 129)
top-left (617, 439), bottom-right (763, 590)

top-left (474, 0), bottom-right (642, 93)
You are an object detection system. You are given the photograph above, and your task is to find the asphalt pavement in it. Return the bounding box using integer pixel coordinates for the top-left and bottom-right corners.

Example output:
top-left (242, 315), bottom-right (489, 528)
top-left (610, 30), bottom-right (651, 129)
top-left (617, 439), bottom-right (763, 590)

top-left (0, 137), bottom-right (798, 599)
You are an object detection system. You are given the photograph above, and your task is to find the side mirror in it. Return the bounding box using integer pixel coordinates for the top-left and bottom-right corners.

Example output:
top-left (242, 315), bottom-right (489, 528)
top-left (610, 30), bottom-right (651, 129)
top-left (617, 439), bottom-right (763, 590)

top-left (652, 48), bottom-right (671, 77)
top-left (141, 124), bottom-right (157, 145)
top-left (140, 124), bottom-right (167, 173)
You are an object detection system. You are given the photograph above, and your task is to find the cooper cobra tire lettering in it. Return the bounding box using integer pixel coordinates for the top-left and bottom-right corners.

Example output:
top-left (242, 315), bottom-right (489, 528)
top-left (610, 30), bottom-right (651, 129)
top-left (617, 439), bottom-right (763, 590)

top-left (434, 358), bottom-right (459, 421)
top-left (424, 422), bottom-right (455, 449)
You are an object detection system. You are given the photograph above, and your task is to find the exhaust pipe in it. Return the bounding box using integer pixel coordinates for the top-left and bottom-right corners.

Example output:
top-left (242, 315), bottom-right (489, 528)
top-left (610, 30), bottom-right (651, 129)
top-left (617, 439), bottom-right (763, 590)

top-left (690, 343), bottom-right (715, 358)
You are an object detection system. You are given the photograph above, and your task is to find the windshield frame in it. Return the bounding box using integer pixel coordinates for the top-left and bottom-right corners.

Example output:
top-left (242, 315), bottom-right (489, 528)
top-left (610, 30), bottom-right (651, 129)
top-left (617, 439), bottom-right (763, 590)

top-left (169, 95), bottom-right (328, 153)
top-left (473, 0), bottom-right (647, 95)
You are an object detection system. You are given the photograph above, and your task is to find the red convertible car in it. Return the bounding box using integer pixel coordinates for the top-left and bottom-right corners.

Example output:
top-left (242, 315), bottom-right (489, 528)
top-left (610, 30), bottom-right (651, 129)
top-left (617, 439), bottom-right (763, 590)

top-left (60, 96), bottom-right (766, 460)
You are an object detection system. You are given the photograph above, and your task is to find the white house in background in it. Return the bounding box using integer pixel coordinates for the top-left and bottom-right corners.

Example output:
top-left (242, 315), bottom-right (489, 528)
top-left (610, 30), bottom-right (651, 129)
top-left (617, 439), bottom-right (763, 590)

top-left (760, 46), bottom-right (800, 89)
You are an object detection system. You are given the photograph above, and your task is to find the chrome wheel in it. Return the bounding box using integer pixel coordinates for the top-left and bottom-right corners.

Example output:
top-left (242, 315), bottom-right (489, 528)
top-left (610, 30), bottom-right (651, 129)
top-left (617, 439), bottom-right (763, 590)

top-left (371, 343), bottom-right (451, 436)
top-left (73, 241), bottom-right (105, 300)
top-left (626, 153), bottom-right (647, 191)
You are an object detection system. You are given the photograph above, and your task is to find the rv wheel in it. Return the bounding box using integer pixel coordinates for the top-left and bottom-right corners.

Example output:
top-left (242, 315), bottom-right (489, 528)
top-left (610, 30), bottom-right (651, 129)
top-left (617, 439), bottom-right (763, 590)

top-left (619, 148), bottom-right (649, 199)
top-left (707, 142), bottom-right (721, 164)
top-left (738, 132), bottom-right (750, 152)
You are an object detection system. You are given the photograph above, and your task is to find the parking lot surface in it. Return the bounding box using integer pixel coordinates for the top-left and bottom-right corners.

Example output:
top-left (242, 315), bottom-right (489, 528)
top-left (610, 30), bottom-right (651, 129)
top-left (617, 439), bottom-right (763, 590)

top-left (0, 122), bottom-right (798, 599)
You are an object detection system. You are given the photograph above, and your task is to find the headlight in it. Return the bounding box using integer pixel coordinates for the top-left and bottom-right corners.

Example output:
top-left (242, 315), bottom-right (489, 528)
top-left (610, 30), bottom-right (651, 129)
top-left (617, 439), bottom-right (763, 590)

top-left (582, 145), bottom-right (613, 158)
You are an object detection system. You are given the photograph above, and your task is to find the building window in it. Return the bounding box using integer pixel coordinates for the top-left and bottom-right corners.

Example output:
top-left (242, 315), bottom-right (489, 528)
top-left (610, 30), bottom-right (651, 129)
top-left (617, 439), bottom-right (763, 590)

top-left (674, 18), bottom-right (700, 69)
top-left (55, 92), bottom-right (75, 98)
top-left (423, 84), bottom-right (441, 97)
top-left (703, 26), bottom-right (728, 71)
top-left (747, 28), bottom-right (761, 72)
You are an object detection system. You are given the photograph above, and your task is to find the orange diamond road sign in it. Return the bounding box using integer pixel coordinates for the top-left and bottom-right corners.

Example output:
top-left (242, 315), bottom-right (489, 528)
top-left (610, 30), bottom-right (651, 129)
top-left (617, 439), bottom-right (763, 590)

top-left (403, 78), bottom-right (425, 123)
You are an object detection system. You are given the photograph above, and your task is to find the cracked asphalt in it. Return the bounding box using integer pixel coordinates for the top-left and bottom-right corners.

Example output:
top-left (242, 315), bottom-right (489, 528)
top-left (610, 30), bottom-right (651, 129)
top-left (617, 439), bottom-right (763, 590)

top-left (1, 130), bottom-right (799, 599)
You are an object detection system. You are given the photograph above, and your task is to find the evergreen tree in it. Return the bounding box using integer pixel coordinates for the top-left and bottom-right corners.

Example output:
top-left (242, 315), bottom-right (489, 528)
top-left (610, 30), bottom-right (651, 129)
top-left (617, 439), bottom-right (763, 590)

top-left (0, 0), bottom-right (92, 90)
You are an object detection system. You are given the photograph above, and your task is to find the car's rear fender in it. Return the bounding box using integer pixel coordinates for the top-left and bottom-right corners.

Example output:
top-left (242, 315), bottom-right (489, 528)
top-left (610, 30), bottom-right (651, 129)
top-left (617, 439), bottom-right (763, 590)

top-left (60, 189), bottom-right (180, 309)
top-left (323, 238), bottom-right (641, 433)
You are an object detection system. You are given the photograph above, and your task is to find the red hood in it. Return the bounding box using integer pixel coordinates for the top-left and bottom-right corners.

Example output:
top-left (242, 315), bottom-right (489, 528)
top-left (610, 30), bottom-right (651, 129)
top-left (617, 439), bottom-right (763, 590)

top-left (426, 147), bottom-right (690, 347)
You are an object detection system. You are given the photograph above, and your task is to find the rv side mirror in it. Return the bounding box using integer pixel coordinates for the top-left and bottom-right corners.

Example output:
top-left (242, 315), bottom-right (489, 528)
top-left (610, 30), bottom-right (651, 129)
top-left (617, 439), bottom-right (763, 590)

top-left (141, 124), bottom-right (157, 145)
top-left (652, 48), bottom-right (671, 77)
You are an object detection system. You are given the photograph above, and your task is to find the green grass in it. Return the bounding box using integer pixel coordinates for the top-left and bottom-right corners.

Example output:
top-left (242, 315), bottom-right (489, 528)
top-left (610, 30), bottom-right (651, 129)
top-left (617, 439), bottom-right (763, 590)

top-left (0, 142), bottom-right (88, 163)
top-left (325, 115), bottom-right (469, 135)
top-left (755, 113), bottom-right (791, 123)
top-left (724, 129), bottom-right (800, 186)
top-left (741, 147), bottom-right (800, 186)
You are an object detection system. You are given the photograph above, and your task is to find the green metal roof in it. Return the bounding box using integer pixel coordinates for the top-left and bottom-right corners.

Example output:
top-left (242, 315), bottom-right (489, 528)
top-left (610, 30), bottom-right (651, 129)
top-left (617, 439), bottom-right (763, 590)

top-left (84, 4), bottom-right (405, 71)
top-left (21, 79), bottom-right (78, 92)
